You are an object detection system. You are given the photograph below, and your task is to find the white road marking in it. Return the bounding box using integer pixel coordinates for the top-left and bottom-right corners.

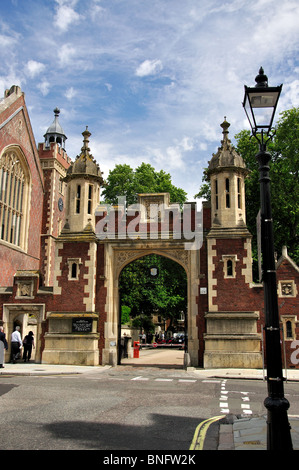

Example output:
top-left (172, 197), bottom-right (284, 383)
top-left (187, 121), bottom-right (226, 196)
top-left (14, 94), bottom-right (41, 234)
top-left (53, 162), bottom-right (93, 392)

top-left (178, 379), bottom-right (197, 383)
top-left (155, 378), bottom-right (173, 382)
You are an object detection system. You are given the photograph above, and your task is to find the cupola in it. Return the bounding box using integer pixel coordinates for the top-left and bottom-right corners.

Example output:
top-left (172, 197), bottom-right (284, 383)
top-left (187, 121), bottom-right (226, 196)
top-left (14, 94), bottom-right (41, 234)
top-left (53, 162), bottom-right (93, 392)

top-left (44, 107), bottom-right (67, 149)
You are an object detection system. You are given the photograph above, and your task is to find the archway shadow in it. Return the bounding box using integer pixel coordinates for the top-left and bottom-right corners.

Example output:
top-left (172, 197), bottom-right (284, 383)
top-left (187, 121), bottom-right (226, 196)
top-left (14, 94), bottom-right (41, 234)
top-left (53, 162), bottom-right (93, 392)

top-left (43, 413), bottom-right (219, 450)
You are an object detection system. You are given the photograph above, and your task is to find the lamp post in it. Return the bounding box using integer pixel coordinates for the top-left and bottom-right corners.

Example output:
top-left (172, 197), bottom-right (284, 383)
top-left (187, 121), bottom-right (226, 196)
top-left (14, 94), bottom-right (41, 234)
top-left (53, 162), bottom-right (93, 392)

top-left (243, 68), bottom-right (293, 451)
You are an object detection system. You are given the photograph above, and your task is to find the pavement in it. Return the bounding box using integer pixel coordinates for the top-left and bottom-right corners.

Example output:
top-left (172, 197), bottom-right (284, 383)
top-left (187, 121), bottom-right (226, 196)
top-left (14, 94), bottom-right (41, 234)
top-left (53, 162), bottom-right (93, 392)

top-left (1, 360), bottom-right (299, 451)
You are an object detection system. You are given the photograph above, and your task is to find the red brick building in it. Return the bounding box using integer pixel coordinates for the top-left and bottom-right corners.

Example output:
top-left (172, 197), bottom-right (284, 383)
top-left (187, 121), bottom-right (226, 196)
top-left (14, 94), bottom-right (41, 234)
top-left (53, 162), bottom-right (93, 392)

top-left (0, 85), bottom-right (298, 369)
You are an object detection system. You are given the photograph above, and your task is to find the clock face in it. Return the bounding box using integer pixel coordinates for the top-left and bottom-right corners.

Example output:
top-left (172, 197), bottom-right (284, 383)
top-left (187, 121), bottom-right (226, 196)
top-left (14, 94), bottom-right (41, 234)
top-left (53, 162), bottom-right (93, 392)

top-left (58, 197), bottom-right (64, 211)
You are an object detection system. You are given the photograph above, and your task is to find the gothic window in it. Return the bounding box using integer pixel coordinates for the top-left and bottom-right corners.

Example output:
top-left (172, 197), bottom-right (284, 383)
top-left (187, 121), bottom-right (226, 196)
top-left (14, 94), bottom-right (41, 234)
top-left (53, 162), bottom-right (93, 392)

top-left (0, 149), bottom-right (29, 249)
top-left (227, 259), bottom-right (233, 276)
top-left (286, 321), bottom-right (292, 339)
top-left (71, 263), bottom-right (77, 279)
top-left (215, 179), bottom-right (218, 210)
top-left (68, 258), bottom-right (81, 280)
top-left (88, 184), bottom-right (93, 215)
top-left (76, 184), bottom-right (81, 214)
top-left (282, 317), bottom-right (296, 341)
top-left (225, 178), bottom-right (230, 208)
top-left (237, 178), bottom-right (242, 209)
top-left (222, 255), bottom-right (238, 279)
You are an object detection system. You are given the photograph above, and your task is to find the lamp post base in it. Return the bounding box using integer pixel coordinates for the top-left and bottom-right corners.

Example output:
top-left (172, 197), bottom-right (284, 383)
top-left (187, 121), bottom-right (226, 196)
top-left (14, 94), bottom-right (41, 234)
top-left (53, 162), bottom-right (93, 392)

top-left (264, 396), bottom-right (293, 450)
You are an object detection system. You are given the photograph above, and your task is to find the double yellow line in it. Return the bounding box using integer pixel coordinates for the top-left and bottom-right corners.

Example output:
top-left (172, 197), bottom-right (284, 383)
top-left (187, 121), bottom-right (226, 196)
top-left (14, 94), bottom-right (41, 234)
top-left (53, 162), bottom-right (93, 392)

top-left (189, 416), bottom-right (224, 450)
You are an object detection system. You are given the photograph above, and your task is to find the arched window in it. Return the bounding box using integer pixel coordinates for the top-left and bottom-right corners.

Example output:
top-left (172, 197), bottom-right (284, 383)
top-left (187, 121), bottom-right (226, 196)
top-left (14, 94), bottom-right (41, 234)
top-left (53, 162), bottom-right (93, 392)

top-left (222, 255), bottom-right (238, 279)
top-left (76, 184), bottom-right (81, 214)
top-left (0, 148), bottom-right (29, 249)
top-left (71, 263), bottom-right (77, 279)
top-left (227, 259), bottom-right (233, 277)
top-left (286, 321), bottom-right (293, 339)
top-left (88, 184), bottom-right (93, 215)
top-left (237, 178), bottom-right (242, 209)
top-left (225, 178), bottom-right (230, 208)
top-left (215, 179), bottom-right (218, 210)
top-left (67, 258), bottom-right (81, 280)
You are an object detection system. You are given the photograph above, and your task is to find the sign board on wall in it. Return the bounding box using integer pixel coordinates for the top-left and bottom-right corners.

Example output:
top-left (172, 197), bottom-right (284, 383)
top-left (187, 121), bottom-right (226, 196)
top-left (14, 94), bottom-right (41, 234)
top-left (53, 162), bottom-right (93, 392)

top-left (72, 318), bottom-right (93, 333)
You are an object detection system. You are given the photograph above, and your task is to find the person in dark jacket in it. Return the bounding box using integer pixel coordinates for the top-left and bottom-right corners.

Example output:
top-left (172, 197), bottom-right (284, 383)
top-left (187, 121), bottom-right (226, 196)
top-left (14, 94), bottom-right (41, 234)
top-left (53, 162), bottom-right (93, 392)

top-left (0, 326), bottom-right (8, 368)
top-left (22, 331), bottom-right (35, 362)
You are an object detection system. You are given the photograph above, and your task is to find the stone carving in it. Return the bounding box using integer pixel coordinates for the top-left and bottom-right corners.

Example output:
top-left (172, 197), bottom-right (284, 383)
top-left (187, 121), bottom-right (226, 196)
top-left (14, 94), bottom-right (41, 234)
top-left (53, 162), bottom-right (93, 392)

top-left (281, 282), bottom-right (293, 296)
top-left (18, 282), bottom-right (32, 297)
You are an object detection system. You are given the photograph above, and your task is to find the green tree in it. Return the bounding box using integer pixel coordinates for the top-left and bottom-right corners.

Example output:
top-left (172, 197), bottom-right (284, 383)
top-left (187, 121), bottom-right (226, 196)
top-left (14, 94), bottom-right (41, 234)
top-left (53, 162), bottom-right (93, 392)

top-left (102, 162), bottom-right (187, 206)
top-left (119, 254), bottom-right (187, 332)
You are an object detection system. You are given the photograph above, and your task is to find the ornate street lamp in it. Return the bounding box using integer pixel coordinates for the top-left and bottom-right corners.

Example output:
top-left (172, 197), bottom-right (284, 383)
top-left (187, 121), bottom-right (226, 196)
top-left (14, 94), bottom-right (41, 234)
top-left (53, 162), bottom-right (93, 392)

top-left (243, 68), bottom-right (293, 450)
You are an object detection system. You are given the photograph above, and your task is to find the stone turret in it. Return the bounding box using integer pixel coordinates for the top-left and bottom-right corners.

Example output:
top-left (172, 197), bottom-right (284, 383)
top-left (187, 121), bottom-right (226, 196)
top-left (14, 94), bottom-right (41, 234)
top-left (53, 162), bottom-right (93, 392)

top-left (62, 127), bottom-right (103, 233)
top-left (207, 118), bottom-right (249, 234)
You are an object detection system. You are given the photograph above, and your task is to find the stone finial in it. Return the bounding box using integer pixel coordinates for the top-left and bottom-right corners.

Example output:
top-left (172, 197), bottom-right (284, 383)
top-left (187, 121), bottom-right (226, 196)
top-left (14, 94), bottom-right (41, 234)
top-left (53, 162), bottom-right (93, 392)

top-left (81, 126), bottom-right (92, 158)
top-left (220, 116), bottom-right (230, 134)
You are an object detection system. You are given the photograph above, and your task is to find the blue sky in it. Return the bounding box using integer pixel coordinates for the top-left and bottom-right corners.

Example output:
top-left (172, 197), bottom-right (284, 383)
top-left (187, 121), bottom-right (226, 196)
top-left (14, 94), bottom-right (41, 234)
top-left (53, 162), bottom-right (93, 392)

top-left (1, 0), bottom-right (298, 201)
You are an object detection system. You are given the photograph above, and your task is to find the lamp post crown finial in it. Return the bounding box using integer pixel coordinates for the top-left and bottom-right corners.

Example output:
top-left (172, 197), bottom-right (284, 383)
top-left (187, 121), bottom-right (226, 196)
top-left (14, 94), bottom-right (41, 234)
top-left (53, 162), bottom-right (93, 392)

top-left (255, 67), bottom-right (268, 88)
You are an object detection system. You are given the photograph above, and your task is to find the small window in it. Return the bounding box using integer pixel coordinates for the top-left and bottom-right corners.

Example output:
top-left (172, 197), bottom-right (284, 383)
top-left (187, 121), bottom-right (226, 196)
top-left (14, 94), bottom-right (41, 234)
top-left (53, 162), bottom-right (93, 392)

top-left (225, 178), bottom-right (230, 208)
top-left (76, 185), bottom-right (81, 214)
top-left (282, 317), bottom-right (296, 341)
top-left (71, 263), bottom-right (77, 279)
top-left (215, 179), bottom-right (218, 210)
top-left (88, 184), bottom-right (93, 215)
top-left (68, 258), bottom-right (81, 280)
top-left (222, 255), bottom-right (238, 279)
top-left (286, 321), bottom-right (292, 339)
top-left (227, 259), bottom-right (233, 277)
top-left (237, 178), bottom-right (242, 209)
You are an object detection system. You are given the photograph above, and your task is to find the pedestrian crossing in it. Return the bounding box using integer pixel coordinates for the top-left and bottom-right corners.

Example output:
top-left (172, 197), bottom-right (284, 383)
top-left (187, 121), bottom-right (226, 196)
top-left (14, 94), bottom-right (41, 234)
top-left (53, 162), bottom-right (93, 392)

top-left (59, 374), bottom-right (255, 416)
top-left (218, 379), bottom-right (253, 415)
top-left (109, 375), bottom-right (198, 383)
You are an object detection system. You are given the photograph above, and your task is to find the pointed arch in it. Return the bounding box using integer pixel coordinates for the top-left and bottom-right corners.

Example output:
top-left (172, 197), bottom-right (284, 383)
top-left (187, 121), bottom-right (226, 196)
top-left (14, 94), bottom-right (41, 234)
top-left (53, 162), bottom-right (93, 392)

top-left (0, 145), bottom-right (31, 250)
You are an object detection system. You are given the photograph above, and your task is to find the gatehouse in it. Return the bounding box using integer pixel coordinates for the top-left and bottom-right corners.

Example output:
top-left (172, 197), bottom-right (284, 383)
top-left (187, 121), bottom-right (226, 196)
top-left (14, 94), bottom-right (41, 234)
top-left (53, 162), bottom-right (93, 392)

top-left (0, 86), bottom-right (298, 369)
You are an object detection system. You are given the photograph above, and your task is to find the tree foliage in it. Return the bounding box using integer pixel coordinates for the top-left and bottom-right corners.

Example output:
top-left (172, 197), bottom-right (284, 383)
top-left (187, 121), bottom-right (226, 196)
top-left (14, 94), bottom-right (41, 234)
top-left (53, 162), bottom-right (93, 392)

top-left (119, 254), bottom-right (187, 332)
top-left (102, 162), bottom-right (187, 206)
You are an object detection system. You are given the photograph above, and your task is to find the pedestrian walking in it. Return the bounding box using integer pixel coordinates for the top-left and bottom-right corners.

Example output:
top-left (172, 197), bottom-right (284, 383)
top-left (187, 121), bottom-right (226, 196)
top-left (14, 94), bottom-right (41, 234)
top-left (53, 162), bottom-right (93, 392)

top-left (11, 326), bottom-right (22, 363)
top-left (0, 326), bottom-right (8, 368)
top-left (23, 331), bottom-right (35, 362)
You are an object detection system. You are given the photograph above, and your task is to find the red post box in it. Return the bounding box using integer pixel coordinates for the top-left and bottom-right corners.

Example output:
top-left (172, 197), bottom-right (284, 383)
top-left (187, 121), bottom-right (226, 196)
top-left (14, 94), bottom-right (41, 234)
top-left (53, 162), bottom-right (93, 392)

top-left (133, 341), bottom-right (140, 358)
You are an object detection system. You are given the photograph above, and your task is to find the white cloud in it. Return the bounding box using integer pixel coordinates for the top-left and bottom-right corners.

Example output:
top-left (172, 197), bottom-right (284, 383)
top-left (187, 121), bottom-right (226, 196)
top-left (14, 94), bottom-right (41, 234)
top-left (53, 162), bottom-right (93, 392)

top-left (0, 33), bottom-right (18, 48)
top-left (135, 59), bottom-right (163, 77)
top-left (1, 0), bottom-right (298, 201)
top-left (279, 80), bottom-right (299, 110)
top-left (54, 0), bottom-right (81, 32)
top-left (58, 43), bottom-right (77, 66)
top-left (151, 137), bottom-right (195, 171)
top-left (25, 60), bottom-right (45, 78)
top-left (37, 81), bottom-right (50, 96)
top-left (65, 86), bottom-right (77, 100)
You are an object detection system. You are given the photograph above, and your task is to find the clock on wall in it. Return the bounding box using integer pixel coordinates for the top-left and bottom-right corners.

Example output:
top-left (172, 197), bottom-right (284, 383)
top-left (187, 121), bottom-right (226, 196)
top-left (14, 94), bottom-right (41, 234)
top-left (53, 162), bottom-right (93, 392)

top-left (58, 197), bottom-right (64, 211)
